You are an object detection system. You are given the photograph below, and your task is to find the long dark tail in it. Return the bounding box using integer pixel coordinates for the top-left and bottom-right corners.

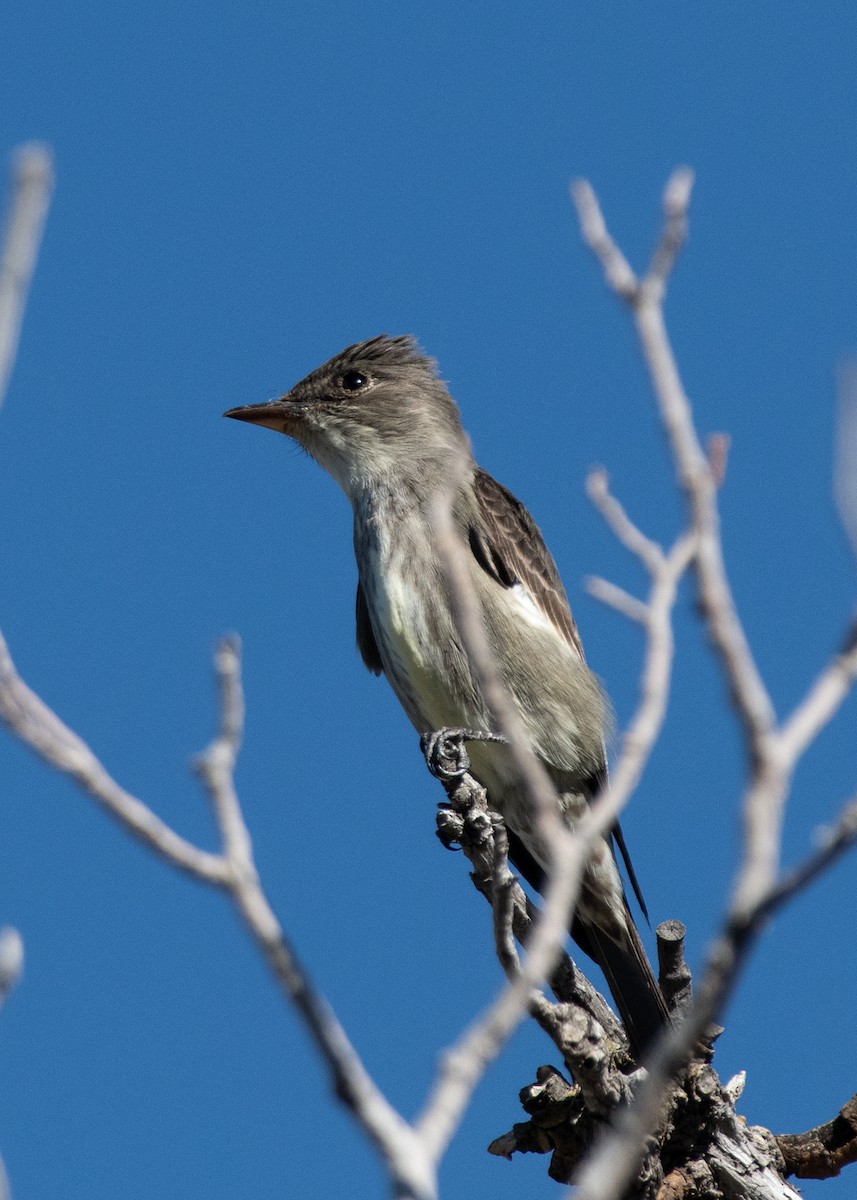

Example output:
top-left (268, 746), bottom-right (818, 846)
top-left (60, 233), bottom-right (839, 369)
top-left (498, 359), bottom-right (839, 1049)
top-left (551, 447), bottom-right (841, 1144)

top-left (571, 913), bottom-right (669, 1058)
top-left (506, 829), bottom-right (668, 1059)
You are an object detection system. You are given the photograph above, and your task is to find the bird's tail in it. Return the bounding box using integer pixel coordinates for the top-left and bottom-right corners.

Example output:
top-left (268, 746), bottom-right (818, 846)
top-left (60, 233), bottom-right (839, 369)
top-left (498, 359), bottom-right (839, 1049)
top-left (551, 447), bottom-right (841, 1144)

top-left (573, 913), bottom-right (669, 1059)
top-left (505, 827), bottom-right (669, 1058)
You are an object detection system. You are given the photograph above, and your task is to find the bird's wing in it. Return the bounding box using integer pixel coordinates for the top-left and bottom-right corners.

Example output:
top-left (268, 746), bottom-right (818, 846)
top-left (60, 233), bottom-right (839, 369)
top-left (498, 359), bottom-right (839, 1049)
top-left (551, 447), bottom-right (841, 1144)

top-left (356, 581), bottom-right (383, 675)
top-left (471, 468), bottom-right (652, 922)
top-left (470, 466), bottom-right (586, 661)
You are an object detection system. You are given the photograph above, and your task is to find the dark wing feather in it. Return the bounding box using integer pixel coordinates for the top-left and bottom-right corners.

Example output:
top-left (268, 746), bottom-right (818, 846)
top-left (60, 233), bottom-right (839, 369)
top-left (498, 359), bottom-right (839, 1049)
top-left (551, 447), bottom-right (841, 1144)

top-left (470, 468), bottom-right (585, 661)
top-left (472, 469), bottom-right (653, 926)
top-left (356, 581), bottom-right (383, 675)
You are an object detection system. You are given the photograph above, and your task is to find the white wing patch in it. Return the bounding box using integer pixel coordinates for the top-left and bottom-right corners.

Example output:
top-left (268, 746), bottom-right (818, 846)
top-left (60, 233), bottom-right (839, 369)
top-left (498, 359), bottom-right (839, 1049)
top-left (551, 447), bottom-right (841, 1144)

top-left (509, 581), bottom-right (557, 637)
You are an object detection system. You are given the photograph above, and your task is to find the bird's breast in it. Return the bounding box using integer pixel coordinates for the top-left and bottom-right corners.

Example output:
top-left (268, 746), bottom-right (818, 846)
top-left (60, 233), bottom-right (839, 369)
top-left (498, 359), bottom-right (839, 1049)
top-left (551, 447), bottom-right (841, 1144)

top-left (353, 490), bottom-right (482, 734)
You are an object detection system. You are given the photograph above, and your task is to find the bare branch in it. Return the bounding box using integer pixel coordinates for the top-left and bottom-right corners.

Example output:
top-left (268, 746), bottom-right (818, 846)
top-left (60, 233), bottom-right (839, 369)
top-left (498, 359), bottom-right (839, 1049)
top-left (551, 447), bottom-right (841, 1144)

top-left (575, 168), bottom-right (854, 925)
top-left (646, 167), bottom-right (694, 294)
top-left (778, 617), bottom-right (857, 766)
top-left (193, 635), bottom-right (254, 871)
top-left (753, 792), bottom-right (857, 923)
top-left (601, 528), bottom-right (696, 812)
top-left (1, 618), bottom-right (435, 1198)
top-left (655, 920), bottom-right (692, 1018)
top-left (586, 577), bottom-right (650, 625)
top-left (188, 640), bottom-right (436, 1200)
top-left (231, 870), bottom-right (435, 1199)
top-left (707, 433), bottom-right (731, 489)
top-left (585, 466), bottom-right (698, 819)
top-left (777, 1091), bottom-right (857, 1180)
top-left (586, 467), bottom-right (665, 574)
top-left (0, 143), bottom-right (53, 410)
top-left (597, 792), bottom-right (857, 1200)
top-left (835, 360), bottom-right (857, 560)
top-left (0, 927), bottom-right (23, 1007)
top-left (630, 300), bottom-right (778, 767)
top-left (426, 735), bottom-right (626, 1044)
top-left (575, 172), bottom-right (779, 785)
top-left (0, 139), bottom-right (434, 1196)
top-left (570, 179), bottom-right (639, 301)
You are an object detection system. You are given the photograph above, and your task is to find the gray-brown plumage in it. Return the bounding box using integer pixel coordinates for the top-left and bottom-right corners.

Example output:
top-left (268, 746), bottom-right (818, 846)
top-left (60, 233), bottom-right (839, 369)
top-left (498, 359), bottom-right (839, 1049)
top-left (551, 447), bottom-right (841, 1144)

top-left (225, 334), bottom-right (668, 1056)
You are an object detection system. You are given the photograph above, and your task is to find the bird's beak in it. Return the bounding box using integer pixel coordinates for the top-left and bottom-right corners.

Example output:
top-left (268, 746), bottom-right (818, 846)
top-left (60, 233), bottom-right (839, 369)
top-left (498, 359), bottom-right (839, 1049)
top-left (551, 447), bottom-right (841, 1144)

top-left (223, 397), bottom-right (304, 433)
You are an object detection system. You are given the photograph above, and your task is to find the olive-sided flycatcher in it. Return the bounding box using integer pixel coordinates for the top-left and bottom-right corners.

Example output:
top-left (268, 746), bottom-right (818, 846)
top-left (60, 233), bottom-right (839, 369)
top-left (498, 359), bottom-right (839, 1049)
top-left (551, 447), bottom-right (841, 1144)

top-left (225, 334), bottom-right (667, 1055)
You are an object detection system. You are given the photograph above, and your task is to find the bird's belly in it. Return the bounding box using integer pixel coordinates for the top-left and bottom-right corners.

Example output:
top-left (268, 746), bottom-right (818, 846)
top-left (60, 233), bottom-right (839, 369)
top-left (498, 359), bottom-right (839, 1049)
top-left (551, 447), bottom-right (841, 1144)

top-left (365, 557), bottom-right (482, 735)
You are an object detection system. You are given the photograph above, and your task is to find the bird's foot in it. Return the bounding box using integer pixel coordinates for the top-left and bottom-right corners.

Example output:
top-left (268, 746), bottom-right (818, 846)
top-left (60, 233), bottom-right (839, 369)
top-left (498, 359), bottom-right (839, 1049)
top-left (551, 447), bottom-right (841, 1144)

top-left (420, 727), bottom-right (507, 782)
top-left (420, 728), bottom-right (504, 853)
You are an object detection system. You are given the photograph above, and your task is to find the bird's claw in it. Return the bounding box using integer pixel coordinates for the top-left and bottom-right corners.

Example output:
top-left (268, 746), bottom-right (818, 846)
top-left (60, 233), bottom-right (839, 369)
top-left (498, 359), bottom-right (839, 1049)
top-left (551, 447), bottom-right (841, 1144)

top-left (421, 729), bottom-right (472, 780)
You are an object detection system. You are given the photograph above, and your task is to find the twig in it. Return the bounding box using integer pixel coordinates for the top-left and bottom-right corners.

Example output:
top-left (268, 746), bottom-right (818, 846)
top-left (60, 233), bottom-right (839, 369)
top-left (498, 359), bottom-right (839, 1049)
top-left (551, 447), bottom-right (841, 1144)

top-left (586, 467), bottom-right (664, 574)
top-left (753, 792), bottom-right (857, 923)
top-left (586, 577), bottom-right (650, 626)
top-left (574, 172), bottom-right (779, 782)
top-left (835, 361), bottom-right (857, 560)
top-left (605, 793), bottom-right (857, 1199)
top-left (570, 180), bottom-right (638, 300)
top-left (646, 167), bottom-right (694, 294)
top-left (0, 925), bottom-right (22, 1199)
top-left (777, 617), bottom-right (857, 766)
top-left (193, 635), bottom-right (253, 872)
top-left (585, 466), bottom-right (698, 817)
top-left (0, 927), bottom-right (23, 1007)
top-left (576, 166), bottom-right (857, 929)
top-left (0, 143), bottom-right (53, 410)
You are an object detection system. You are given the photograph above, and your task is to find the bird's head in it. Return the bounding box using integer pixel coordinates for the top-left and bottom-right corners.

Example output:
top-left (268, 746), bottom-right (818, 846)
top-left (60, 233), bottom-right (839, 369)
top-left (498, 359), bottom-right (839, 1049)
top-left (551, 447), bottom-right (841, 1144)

top-left (224, 335), bottom-right (468, 498)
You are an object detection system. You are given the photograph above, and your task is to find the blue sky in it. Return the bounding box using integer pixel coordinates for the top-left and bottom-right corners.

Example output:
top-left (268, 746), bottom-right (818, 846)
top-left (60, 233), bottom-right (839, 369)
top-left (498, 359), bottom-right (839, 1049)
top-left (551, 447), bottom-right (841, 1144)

top-left (1, 4), bottom-right (856, 1198)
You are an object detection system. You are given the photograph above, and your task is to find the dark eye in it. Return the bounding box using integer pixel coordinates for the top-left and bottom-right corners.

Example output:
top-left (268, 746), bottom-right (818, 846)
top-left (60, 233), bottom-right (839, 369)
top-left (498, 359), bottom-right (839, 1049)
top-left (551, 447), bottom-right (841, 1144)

top-left (341, 370), bottom-right (368, 391)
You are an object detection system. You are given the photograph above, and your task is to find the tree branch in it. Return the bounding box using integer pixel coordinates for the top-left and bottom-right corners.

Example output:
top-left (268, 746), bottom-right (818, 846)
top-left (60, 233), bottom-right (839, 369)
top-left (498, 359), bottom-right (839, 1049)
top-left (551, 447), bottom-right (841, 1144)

top-left (835, 360), bottom-right (857, 561)
top-left (0, 927), bottom-right (23, 1009)
top-left (776, 1092), bottom-right (857, 1180)
top-left (0, 143), bottom-right (53, 410)
top-left (568, 168), bottom-right (857, 1200)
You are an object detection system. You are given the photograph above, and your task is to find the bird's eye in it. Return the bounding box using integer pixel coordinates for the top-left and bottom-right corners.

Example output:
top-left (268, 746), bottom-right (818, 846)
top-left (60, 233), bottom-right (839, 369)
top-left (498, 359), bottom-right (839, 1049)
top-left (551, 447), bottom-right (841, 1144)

top-left (341, 370), bottom-right (368, 391)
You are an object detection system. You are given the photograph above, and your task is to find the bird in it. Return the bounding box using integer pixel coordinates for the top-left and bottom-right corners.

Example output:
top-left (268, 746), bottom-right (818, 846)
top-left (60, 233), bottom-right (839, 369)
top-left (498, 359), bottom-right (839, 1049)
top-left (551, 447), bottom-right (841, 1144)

top-left (225, 333), bottom-right (668, 1056)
